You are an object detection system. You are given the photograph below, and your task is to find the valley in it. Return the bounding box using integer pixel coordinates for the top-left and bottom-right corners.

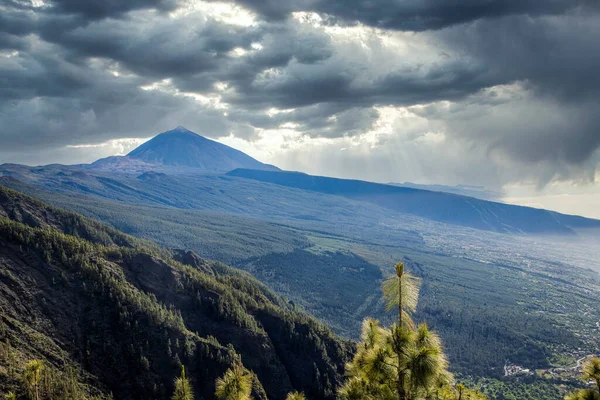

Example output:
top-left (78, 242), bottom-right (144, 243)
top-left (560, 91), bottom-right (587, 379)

top-left (1, 129), bottom-right (599, 399)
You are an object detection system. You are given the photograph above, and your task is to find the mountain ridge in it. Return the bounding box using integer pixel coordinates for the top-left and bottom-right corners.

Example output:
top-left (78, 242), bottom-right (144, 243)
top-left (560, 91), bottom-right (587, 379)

top-left (226, 168), bottom-right (600, 234)
top-left (1, 126), bottom-right (599, 235)
top-left (0, 184), bottom-right (352, 399)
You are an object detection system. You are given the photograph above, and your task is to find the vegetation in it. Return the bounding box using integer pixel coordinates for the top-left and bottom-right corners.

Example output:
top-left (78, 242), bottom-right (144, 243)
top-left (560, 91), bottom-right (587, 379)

top-left (238, 249), bottom-right (383, 336)
top-left (582, 358), bottom-right (600, 393)
top-left (2, 172), bottom-right (594, 380)
top-left (339, 263), bottom-right (485, 400)
top-left (565, 391), bottom-right (600, 400)
top-left (286, 392), bottom-right (307, 400)
top-left (172, 366), bottom-right (193, 400)
top-left (1, 357), bottom-right (108, 400)
top-left (208, 260), bottom-right (488, 400)
top-left (1, 183), bottom-right (497, 400)
top-left (215, 364), bottom-right (253, 400)
top-left (0, 186), bottom-right (352, 399)
top-left (565, 358), bottom-right (600, 400)
top-left (2, 172), bottom-right (599, 400)
top-left (22, 360), bottom-right (43, 400)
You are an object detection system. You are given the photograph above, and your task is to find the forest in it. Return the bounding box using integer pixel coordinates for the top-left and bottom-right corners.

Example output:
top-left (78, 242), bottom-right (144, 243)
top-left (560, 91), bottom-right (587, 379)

top-left (0, 180), bottom-right (598, 400)
top-left (0, 186), bottom-right (352, 399)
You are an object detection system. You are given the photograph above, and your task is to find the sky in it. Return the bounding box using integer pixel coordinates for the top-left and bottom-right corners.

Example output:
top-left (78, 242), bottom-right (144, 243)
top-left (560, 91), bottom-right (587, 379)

top-left (1, 0), bottom-right (599, 218)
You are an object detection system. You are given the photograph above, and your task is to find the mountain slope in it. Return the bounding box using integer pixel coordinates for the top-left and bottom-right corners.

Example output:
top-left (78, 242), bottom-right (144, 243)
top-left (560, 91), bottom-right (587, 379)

top-left (0, 185), bottom-right (352, 399)
top-left (227, 169), bottom-right (600, 234)
top-left (390, 182), bottom-right (501, 201)
top-left (1, 173), bottom-right (599, 400)
top-left (89, 127), bottom-right (278, 174)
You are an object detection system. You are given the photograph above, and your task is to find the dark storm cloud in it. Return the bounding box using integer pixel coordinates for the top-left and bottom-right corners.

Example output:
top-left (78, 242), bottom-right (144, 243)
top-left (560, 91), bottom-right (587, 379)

top-left (0, 33), bottom-right (234, 150)
top-left (426, 13), bottom-right (600, 166)
top-left (0, 0), bottom-right (506, 126)
top-left (0, 0), bottom-right (599, 185)
top-left (48, 0), bottom-right (181, 21)
top-left (208, 0), bottom-right (593, 31)
top-left (0, 14), bottom-right (369, 143)
top-left (0, 81), bottom-right (235, 151)
top-left (218, 55), bottom-right (502, 121)
top-left (441, 13), bottom-right (600, 103)
top-left (0, 7), bottom-right (37, 36)
top-left (414, 93), bottom-right (600, 169)
top-left (0, 32), bottom-right (28, 51)
top-left (170, 20), bottom-right (334, 93)
top-left (227, 104), bottom-right (380, 138)
top-left (1, 42), bottom-right (96, 102)
top-left (42, 15), bottom-right (262, 79)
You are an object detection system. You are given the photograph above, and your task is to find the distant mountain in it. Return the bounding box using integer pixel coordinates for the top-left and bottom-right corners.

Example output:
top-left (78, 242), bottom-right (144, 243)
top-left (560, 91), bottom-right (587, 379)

top-left (0, 184), bottom-right (351, 399)
top-left (227, 169), bottom-right (600, 235)
top-left (2, 160), bottom-right (598, 236)
top-left (88, 127), bottom-right (278, 174)
top-left (389, 182), bottom-right (501, 201)
top-left (85, 154), bottom-right (160, 174)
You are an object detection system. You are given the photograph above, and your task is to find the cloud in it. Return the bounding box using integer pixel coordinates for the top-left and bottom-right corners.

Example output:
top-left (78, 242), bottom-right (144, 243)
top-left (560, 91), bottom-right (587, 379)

top-left (0, 39), bottom-right (234, 150)
top-left (41, 11), bottom-right (263, 79)
top-left (207, 0), bottom-right (595, 31)
top-left (48, 0), bottom-right (181, 21)
top-left (0, 0), bottom-right (599, 193)
top-left (411, 88), bottom-right (600, 186)
top-left (439, 12), bottom-right (600, 102)
top-left (420, 12), bottom-right (600, 171)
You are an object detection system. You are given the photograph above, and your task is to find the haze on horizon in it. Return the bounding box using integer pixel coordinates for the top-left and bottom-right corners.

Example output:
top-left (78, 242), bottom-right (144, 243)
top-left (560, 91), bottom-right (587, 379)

top-left (1, 0), bottom-right (599, 219)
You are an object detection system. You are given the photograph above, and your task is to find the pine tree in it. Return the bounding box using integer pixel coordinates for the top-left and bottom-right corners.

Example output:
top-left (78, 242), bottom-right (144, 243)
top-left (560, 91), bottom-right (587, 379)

top-left (215, 364), bottom-right (253, 400)
top-left (23, 359), bottom-right (44, 400)
top-left (384, 262), bottom-right (420, 400)
top-left (172, 365), bottom-right (194, 400)
top-left (381, 262), bottom-right (421, 328)
top-left (339, 261), bottom-right (485, 400)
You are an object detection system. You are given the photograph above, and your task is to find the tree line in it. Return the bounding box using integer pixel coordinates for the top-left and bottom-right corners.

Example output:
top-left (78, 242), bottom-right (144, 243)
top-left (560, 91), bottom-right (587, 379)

top-left (173, 262), bottom-right (487, 400)
top-left (5, 262), bottom-right (599, 399)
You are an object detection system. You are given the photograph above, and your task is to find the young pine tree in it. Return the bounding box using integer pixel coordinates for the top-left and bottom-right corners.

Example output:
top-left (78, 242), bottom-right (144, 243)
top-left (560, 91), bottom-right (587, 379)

top-left (339, 261), bottom-right (485, 400)
top-left (172, 366), bottom-right (194, 400)
top-left (215, 364), bottom-right (253, 400)
top-left (23, 359), bottom-right (44, 400)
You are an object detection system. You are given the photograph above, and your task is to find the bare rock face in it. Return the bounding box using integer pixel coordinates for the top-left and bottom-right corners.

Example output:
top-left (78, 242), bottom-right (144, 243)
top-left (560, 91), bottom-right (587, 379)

top-left (171, 249), bottom-right (214, 276)
top-left (127, 253), bottom-right (180, 291)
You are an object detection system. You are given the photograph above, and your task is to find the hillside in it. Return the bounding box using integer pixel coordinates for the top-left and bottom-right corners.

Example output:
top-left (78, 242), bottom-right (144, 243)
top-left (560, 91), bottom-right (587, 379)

top-left (0, 185), bottom-right (352, 399)
top-left (390, 182), bottom-right (501, 201)
top-left (1, 154), bottom-right (600, 399)
top-left (88, 127), bottom-right (278, 174)
top-left (227, 169), bottom-right (600, 234)
top-left (0, 180), bottom-right (598, 399)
